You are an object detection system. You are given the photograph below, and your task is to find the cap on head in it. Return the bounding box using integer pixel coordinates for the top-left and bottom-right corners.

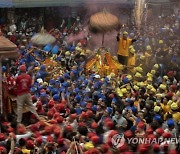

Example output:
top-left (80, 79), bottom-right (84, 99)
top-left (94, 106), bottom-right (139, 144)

top-left (123, 31), bottom-right (128, 35)
top-left (19, 64), bottom-right (26, 72)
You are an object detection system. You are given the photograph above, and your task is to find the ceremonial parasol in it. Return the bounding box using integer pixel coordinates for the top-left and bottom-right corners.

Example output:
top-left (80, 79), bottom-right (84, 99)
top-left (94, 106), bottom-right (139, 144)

top-left (89, 9), bottom-right (119, 46)
top-left (31, 27), bottom-right (56, 46)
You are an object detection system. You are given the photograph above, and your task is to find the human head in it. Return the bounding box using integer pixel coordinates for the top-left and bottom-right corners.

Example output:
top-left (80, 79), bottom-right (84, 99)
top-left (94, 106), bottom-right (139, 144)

top-left (19, 64), bottom-right (26, 73)
top-left (123, 31), bottom-right (128, 39)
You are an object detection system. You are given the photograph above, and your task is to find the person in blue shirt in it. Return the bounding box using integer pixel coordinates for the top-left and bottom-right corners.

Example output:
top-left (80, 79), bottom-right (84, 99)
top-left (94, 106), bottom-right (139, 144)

top-left (36, 65), bottom-right (60, 81)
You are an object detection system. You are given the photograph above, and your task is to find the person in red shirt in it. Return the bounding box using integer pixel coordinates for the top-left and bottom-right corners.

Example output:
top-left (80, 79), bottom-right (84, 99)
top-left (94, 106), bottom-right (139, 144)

top-left (16, 64), bottom-right (40, 124)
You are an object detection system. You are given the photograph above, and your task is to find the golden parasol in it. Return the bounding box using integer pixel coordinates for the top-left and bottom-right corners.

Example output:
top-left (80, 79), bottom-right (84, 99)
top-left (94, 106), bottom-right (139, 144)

top-left (31, 27), bottom-right (56, 46)
top-left (89, 9), bottom-right (119, 46)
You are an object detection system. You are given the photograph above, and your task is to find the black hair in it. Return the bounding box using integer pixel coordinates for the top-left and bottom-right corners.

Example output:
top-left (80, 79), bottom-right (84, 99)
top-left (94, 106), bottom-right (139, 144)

top-left (139, 100), bottom-right (146, 110)
top-left (150, 121), bottom-right (161, 130)
top-left (117, 109), bottom-right (123, 115)
top-left (65, 132), bottom-right (77, 141)
top-left (19, 138), bottom-right (26, 147)
top-left (166, 114), bottom-right (173, 119)
top-left (78, 126), bottom-right (88, 136)
top-left (69, 108), bottom-right (76, 114)
top-left (95, 125), bottom-right (104, 134)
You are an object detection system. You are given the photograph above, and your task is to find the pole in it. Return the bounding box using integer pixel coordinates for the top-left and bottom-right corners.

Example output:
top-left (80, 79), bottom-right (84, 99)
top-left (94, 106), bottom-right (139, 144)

top-left (102, 33), bottom-right (104, 47)
top-left (0, 56), bottom-right (2, 114)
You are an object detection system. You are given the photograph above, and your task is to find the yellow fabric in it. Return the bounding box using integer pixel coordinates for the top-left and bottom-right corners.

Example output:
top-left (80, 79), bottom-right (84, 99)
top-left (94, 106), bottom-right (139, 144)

top-left (22, 149), bottom-right (31, 154)
top-left (154, 106), bottom-right (161, 112)
top-left (151, 70), bottom-right (156, 75)
top-left (159, 40), bottom-right (163, 44)
top-left (123, 31), bottom-right (128, 35)
top-left (161, 104), bottom-right (170, 113)
top-left (65, 51), bottom-right (70, 56)
top-left (127, 75), bottom-right (132, 80)
top-left (127, 54), bottom-right (136, 67)
top-left (171, 102), bottom-right (178, 110)
top-left (117, 38), bottom-right (132, 56)
top-left (121, 88), bottom-right (127, 94)
top-left (86, 52), bottom-right (123, 76)
top-left (151, 88), bottom-right (156, 93)
top-left (140, 55), bottom-right (145, 60)
top-left (134, 85), bottom-right (139, 91)
top-left (153, 64), bottom-right (159, 69)
top-left (146, 45), bottom-right (151, 50)
top-left (145, 52), bottom-right (151, 65)
top-left (86, 56), bottom-right (98, 70)
top-left (172, 112), bottom-right (180, 122)
top-left (159, 84), bottom-right (166, 90)
top-left (135, 72), bottom-right (142, 78)
top-left (134, 100), bottom-right (139, 107)
top-left (130, 48), bottom-right (136, 54)
top-left (147, 77), bottom-right (153, 81)
top-left (105, 52), bottom-right (123, 74)
top-left (84, 142), bottom-right (94, 150)
top-left (147, 73), bottom-right (153, 77)
top-left (135, 67), bottom-right (143, 73)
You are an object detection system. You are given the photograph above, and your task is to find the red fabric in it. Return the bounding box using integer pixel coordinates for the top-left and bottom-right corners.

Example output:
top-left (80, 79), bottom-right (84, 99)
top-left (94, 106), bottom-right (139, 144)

top-left (66, 125), bottom-right (73, 132)
top-left (35, 136), bottom-right (42, 145)
top-left (169, 150), bottom-right (178, 154)
top-left (48, 100), bottom-right (55, 108)
top-left (30, 124), bottom-right (39, 132)
top-left (9, 35), bottom-right (16, 43)
top-left (91, 122), bottom-right (98, 129)
top-left (153, 144), bottom-right (160, 151)
top-left (124, 130), bottom-right (133, 138)
top-left (6, 75), bottom-right (17, 95)
top-left (0, 133), bottom-right (5, 141)
top-left (137, 122), bottom-right (145, 129)
top-left (138, 144), bottom-right (148, 153)
top-left (78, 122), bottom-right (86, 127)
top-left (86, 110), bottom-right (93, 117)
top-left (57, 137), bottom-right (65, 145)
top-left (90, 135), bottom-right (99, 144)
top-left (163, 132), bottom-right (171, 138)
top-left (27, 140), bottom-right (34, 149)
top-left (19, 65), bottom-right (26, 72)
top-left (15, 73), bottom-right (32, 96)
top-left (17, 126), bottom-right (26, 134)
top-left (105, 120), bottom-right (114, 129)
top-left (45, 126), bottom-right (52, 134)
top-left (7, 127), bottom-right (14, 133)
top-left (56, 116), bottom-right (64, 123)
top-left (70, 113), bottom-right (77, 119)
top-left (54, 126), bottom-right (61, 136)
top-left (146, 127), bottom-right (153, 134)
top-left (109, 93), bottom-right (114, 98)
top-left (37, 108), bottom-right (45, 114)
top-left (156, 128), bottom-right (164, 136)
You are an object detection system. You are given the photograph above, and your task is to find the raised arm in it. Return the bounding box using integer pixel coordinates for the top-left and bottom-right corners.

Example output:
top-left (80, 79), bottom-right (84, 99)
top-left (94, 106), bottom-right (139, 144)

top-left (117, 33), bottom-right (120, 41)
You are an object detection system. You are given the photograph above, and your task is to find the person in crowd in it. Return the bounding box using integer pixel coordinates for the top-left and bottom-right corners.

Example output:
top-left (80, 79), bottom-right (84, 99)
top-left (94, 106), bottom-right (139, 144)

top-left (117, 31), bottom-right (138, 65)
top-left (15, 64), bottom-right (41, 124)
top-left (0, 9), bottom-right (179, 154)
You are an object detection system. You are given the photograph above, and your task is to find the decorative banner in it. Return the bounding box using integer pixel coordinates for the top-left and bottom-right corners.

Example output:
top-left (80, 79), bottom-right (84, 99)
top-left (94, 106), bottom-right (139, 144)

top-left (0, 0), bottom-right (13, 7)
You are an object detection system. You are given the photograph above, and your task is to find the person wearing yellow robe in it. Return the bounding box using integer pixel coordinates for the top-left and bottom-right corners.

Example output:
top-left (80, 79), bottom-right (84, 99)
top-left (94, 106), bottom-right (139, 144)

top-left (117, 31), bottom-right (136, 65)
top-left (145, 45), bottom-right (152, 66)
top-left (128, 48), bottom-right (136, 67)
top-left (127, 48), bottom-right (136, 73)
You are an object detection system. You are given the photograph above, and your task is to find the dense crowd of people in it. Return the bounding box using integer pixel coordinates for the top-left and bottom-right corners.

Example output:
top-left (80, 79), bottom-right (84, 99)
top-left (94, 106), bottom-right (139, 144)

top-left (0, 7), bottom-right (179, 154)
